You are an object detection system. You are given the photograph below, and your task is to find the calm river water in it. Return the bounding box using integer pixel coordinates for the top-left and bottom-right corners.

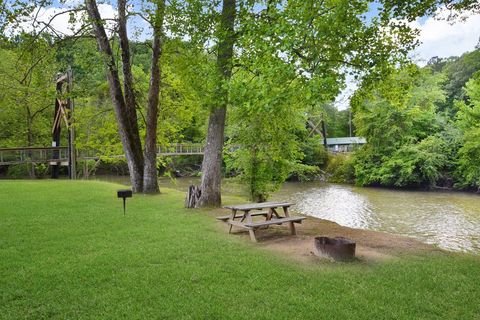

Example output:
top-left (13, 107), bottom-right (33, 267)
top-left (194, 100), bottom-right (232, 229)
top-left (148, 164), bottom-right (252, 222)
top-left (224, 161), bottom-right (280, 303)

top-left (98, 176), bottom-right (480, 253)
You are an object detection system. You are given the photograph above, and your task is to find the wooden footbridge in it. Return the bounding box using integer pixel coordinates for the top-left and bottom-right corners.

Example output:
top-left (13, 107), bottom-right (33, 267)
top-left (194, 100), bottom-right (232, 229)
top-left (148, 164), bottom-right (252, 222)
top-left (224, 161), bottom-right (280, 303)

top-left (0, 144), bottom-right (205, 166)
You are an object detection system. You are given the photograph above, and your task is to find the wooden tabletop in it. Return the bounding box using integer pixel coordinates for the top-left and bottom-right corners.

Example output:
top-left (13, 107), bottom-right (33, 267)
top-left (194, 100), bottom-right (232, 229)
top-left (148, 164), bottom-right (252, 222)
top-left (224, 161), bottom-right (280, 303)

top-left (223, 201), bottom-right (293, 210)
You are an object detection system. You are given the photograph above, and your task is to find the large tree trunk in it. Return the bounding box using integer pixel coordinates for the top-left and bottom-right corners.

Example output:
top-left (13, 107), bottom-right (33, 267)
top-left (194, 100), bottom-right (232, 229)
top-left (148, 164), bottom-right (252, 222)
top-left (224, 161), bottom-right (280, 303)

top-left (85, 0), bottom-right (144, 192)
top-left (196, 0), bottom-right (236, 207)
top-left (143, 0), bottom-right (165, 193)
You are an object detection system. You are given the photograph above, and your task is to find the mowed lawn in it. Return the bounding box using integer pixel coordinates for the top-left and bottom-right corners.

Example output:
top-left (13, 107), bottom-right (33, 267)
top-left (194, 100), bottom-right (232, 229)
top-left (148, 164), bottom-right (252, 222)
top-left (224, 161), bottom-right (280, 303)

top-left (1, 181), bottom-right (479, 319)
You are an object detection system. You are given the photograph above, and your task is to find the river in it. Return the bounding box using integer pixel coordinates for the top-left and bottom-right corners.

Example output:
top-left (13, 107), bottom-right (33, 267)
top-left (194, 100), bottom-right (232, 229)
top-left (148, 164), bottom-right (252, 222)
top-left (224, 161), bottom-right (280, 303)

top-left (97, 176), bottom-right (480, 253)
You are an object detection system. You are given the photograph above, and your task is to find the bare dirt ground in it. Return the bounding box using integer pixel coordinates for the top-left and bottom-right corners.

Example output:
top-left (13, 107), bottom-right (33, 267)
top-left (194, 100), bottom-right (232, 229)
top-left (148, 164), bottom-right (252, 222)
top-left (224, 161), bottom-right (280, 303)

top-left (210, 210), bottom-right (445, 265)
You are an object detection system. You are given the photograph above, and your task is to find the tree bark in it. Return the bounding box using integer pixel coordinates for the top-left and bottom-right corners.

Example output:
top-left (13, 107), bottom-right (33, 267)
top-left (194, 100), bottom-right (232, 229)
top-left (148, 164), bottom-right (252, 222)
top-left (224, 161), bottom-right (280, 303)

top-left (196, 0), bottom-right (236, 207)
top-left (117, 0), bottom-right (141, 137)
top-left (85, 0), bottom-right (144, 192)
top-left (143, 0), bottom-right (165, 193)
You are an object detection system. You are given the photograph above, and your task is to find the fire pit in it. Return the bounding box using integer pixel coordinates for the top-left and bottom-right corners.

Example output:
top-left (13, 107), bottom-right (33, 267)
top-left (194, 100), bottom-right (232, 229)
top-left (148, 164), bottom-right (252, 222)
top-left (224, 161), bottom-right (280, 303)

top-left (313, 236), bottom-right (356, 261)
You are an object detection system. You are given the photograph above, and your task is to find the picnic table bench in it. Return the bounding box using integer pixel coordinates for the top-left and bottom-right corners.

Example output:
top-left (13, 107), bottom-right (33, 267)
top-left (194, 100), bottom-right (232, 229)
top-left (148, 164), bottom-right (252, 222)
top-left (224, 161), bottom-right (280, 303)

top-left (218, 202), bottom-right (305, 242)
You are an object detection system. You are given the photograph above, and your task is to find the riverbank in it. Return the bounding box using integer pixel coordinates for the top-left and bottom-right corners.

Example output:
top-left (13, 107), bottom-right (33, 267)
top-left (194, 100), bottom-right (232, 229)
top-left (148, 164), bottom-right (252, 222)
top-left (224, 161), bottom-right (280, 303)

top-left (214, 216), bottom-right (443, 265)
top-left (2, 180), bottom-right (479, 319)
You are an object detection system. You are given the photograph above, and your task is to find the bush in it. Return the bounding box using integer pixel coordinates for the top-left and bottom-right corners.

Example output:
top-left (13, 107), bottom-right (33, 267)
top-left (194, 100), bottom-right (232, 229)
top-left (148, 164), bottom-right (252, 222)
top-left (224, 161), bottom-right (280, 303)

top-left (34, 163), bottom-right (49, 179)
top-left (354, 136), bottom-right (449, 188)
top-left (6, 164), bottom-right (31, 178)
top-left (6, 163), bottom-right (50, 179)
top-left (325, 153), bottom-right (355, 183)
top-left (455, 127), bottom-right (480, 190)
top-left (301, 137), bottom-right (328, 168)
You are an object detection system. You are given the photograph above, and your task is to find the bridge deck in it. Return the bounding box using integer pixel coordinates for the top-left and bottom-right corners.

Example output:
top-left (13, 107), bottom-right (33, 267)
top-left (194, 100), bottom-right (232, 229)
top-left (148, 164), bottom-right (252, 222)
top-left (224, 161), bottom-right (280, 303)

top-left (0, 144), bottom-right (205, 165)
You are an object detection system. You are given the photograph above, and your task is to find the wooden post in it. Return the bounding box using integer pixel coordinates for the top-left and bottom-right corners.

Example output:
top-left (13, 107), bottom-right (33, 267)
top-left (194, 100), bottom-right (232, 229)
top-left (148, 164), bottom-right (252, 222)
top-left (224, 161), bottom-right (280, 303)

top-left (51, 92), bottom-right (61, 178)
top-left (321, 114), bottom-right (327, 149)
top-left (67, 67), bottom-right (76, 180)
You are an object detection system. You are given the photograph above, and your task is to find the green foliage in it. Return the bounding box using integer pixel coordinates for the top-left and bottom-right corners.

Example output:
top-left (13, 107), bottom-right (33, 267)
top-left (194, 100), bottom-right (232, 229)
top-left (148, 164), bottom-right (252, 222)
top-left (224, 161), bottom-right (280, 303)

top-left (353, 65), bottom-right (449, 187)
top-left (0, 35), bottom-right (57, 147)
top-left (326, 153), bottom-right (355, 183)
top-left (225, 58), bottom-right (314, 201)
top-left (33, 163), bottom-right (49, 178)
top-left (427, 51), bottom-right (480, 114)
top-left (378, 136), bottom-right (448, 187)
top-left (6, 164), bottom-right (31, 178)
top-left (454, 72), bottom-right (480, 189)
top-left (455, 128), bottom-right (480, 189)
top-left (301, 137), bottom-right (328, 168)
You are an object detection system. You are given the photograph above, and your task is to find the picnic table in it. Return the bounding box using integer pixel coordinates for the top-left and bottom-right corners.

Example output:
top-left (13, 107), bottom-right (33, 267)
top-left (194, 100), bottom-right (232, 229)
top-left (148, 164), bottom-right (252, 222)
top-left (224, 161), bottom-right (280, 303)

top-left (217, 202), bottom-right (306, 242)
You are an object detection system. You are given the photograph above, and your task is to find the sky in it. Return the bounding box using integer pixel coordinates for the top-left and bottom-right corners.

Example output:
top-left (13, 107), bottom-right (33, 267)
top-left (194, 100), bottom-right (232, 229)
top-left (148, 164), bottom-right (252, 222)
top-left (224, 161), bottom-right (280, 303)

top-left (410, 10), bottom-right (480, 66)
top-left (15, 1), bottom-right (480, 110)
top-left (335, 8), bottom-right (480, 110)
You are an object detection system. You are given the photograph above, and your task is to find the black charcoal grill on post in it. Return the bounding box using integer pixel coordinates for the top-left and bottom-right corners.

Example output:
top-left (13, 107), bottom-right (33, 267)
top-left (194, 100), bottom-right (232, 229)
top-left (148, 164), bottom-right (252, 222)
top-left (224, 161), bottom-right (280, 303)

top-left (117, 189), bottom-right (133, 215)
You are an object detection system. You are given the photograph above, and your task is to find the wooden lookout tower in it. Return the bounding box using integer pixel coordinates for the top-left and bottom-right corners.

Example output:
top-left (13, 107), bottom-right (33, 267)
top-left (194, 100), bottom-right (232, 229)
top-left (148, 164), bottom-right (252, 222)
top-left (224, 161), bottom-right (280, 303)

top-left (51, 68), bottom-right (76, 179)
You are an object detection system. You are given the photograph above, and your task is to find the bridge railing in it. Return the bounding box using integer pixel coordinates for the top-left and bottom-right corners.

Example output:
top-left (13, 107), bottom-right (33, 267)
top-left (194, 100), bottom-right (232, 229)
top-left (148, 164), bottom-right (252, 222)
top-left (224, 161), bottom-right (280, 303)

top-left (0, 144), bottom-right (205, 165)
top-left (0, 147), bottom-right (69, 165)
top-left (157, 143), bottom-right (204, 155)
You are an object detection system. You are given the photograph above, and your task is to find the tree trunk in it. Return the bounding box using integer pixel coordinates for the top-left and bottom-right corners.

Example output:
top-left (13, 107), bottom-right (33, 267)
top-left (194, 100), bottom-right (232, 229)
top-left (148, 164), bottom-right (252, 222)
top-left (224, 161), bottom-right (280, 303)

top-left (196, 0), bottom-right (236, 207)
top-left (143, 0), bottom-right (165, 194)
top-left (117, 0), bottom-right (141, 138)
top-left (185, 185), bottom-right (201, 208)
top-left (85, 0), bottom-right (144, 192)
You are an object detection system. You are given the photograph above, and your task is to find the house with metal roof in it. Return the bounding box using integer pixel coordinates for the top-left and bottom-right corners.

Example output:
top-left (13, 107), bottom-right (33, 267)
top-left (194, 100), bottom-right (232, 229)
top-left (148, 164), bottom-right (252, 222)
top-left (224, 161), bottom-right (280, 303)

top-left (326, 137), bottom-right (366, 152)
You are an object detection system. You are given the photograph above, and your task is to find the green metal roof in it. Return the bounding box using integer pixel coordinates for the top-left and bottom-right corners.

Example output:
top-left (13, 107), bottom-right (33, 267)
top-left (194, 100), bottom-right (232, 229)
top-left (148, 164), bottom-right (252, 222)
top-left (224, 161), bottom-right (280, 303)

top-left (326, 137), bottom-right (366, 145)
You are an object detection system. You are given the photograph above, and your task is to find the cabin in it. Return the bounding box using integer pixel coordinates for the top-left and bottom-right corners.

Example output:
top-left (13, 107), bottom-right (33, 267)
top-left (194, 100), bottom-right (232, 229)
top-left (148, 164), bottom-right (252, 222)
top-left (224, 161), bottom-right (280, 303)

top-left (326, 137), bottom-right (366, 153)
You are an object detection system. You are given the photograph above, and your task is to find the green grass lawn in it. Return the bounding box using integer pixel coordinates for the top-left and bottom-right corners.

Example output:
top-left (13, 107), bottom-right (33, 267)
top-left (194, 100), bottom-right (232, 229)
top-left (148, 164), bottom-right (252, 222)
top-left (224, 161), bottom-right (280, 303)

top-left (1, 180), bottom-right (479, 319)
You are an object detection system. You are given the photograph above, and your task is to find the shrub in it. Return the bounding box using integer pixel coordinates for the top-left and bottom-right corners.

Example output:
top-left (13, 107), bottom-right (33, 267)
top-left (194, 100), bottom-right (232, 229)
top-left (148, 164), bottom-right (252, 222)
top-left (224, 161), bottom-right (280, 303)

top-left (325, 153), bottom-right (355, 183)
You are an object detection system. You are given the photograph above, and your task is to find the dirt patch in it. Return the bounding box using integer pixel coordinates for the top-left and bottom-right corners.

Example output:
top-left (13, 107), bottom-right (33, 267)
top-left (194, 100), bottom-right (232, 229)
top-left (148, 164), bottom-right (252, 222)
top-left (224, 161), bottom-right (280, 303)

top-left (212, 213), bottom-right (444, 265)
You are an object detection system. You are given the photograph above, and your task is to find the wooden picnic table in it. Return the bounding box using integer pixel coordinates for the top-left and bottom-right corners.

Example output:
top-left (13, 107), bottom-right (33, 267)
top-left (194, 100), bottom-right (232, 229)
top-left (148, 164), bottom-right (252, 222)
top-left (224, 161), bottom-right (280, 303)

top-left (217, 201), bottom-right (305, 242)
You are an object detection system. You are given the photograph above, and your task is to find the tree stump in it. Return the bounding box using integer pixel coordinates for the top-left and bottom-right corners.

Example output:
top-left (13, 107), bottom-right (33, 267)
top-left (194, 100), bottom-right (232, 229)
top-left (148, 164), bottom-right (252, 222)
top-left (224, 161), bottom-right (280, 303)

top-left (185, 185), bottom-right (201, 208)
top-left (313, 236), bottom-right (356, 261)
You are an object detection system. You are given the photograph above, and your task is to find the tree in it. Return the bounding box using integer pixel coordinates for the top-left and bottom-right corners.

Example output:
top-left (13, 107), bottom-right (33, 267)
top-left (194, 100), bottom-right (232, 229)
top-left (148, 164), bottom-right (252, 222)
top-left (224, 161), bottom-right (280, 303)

top-left (379, 0), bottom-right (480, 21)
top-left (455, 71), bottom-right (480, 190)
top-left (189, 0), bottom-right (235, 207)
top-left (0, 35), bottom-right (57, 177)
top-left (177, 0), bottom-right (421, 207)
top-left (442, 51), bottom-right (480, 112)
top-left (352, 65), bottom-right (449, 187)
top-left (225, 56), bottom-right (316, 201)
top-left (1, 0), bottom-right (168, 192)
top-left (85, 0), bottom-right (165, 193)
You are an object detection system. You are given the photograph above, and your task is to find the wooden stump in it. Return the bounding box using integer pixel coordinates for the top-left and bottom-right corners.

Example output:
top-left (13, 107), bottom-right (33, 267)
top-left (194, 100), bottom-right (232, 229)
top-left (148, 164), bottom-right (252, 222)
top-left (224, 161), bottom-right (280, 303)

top-left (185, 185), bottom-right (201, 208)
top-left (313, 236), bottom-right (356, 261)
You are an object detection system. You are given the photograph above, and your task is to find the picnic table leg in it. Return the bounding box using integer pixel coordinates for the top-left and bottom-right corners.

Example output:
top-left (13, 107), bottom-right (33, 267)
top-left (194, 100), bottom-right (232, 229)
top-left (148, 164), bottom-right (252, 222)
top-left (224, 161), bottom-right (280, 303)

top-left (264, 208), bottom-right (274, 229)
top-left (228, 209), bottom-right (237, 234)
top-left (271, 208), bottom-right (281, 218)
top-left (248, 228), bottom-right (257, 242)
top-left (283, 206), bottom-right (296, 235)
top-left (266, 208), bottom-right (273, 221)
top-left (245, 210), bottom-right (257, 242)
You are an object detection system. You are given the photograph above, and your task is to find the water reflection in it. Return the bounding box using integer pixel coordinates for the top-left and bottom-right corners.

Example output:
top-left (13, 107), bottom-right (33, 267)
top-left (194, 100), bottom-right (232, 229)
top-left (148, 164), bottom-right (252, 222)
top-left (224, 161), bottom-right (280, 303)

top-left (273, 182), bottom-right (480, 253)
top-left (285, 184), bottom-right (376, 229)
